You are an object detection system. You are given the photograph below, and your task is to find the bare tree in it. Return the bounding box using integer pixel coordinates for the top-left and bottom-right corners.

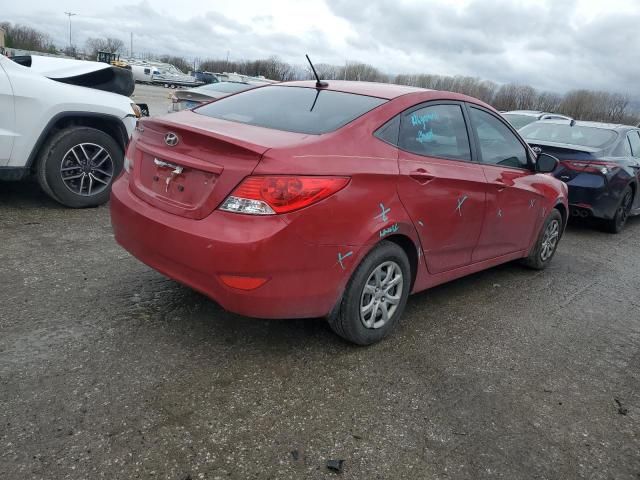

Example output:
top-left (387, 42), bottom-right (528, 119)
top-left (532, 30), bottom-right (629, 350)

top-left (339, 62), bottom-right (388, 82)
top-left (158, 55), bottom-right (192, 73)
top-left (1, 21), bottom-right (55, 52)
top-left (85, 37), bottom-right (125, 57)
top-left (536, 91), bottom-right (562, 112)
top-left (149, 52), bottom-right (640, 123)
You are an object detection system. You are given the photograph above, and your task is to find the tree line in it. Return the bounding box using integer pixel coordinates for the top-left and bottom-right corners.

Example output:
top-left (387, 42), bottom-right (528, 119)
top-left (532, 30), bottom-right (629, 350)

top-left (2, 21), bottom-right (638, 125)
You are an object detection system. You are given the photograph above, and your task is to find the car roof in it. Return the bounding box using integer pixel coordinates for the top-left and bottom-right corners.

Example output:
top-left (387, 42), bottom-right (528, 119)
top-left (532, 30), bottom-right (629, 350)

top-left (278, 80), bottom-right (427, 99)
top-left (503, 110), bottom-right (545, 116)
top-left (534, 118), bottom-right (638, 131)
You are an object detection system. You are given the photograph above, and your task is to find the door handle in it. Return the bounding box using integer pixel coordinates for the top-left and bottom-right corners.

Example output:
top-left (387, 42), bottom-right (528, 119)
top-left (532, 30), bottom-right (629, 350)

top-left (410, 169), bottom-right (435, 185)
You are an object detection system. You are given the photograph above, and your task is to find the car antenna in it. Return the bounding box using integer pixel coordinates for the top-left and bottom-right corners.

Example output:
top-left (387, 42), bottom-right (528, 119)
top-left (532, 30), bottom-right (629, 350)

top-left (306, 54), bottom-right (328, 88)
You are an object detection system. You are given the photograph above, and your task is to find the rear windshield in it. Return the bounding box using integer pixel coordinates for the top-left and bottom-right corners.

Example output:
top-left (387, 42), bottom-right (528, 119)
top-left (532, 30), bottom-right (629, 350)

top-left (195, 85), bottom-right (387, 134)
top-left (520, 123), bottom-right (617, 148)
top-left (502, 114), bottom-right (537, 130)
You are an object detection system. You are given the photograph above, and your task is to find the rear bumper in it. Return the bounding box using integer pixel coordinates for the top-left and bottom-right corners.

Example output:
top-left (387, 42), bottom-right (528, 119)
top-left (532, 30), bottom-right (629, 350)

top-left (563, 173), bottom-right (622, 219)
top-left (110, 174), bottom-right (353, 319)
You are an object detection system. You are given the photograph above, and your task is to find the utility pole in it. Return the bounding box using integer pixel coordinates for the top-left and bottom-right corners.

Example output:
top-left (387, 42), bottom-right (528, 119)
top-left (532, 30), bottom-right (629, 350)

top-left (64, 12), bottom-right (77, 50)
top-left (130, 32), bottom-right (133, 58)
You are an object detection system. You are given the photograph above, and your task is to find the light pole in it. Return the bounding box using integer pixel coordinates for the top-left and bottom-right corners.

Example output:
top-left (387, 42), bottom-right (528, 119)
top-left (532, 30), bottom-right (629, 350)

top-left (64, 12), bottom-right (77, 50)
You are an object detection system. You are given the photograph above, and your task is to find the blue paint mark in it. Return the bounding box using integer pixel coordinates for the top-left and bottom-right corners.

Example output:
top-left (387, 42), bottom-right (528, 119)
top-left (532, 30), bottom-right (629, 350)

top-left (337, 251), bottom-right (353, 270)
top-left (416, 129), bottom-right (434, 144)
top-left (410, 112), bottom-right (438, 128)
top-left (455, 195), bottom-right (468, 217)
top-left (530, 199), bottom-right (536, 208)
top-left (497, 208), bottom-right (503, 218)
top-left (374, 203), bottom-right (391, 223)
top-left (379, 223), bottom-right (399, 238)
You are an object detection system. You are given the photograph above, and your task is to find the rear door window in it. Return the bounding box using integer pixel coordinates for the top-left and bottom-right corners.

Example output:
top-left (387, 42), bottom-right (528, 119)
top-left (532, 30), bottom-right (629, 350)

top-left (628, 131), bottom-right (640, 158)
top-left (398, 104), bottom-right (471, 161)
top-left (470, 108), bottom-right (528, 169)
top-left (195, 85), bottom-right (387, 134)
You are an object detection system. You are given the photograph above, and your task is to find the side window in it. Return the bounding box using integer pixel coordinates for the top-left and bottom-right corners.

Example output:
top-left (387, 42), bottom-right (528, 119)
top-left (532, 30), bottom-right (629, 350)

top-left (469, 107), bottom-right (528, 169)
top-left (628, 132), bottom-right (640, 158)
top-left (374, 116), bottom-right (400, 145)
top-left (144, 68), bottom-right (151, 75)
top-left (399, 104), bottom-right (471, 161)
top-left (622, 136), bottom-right (633, 156)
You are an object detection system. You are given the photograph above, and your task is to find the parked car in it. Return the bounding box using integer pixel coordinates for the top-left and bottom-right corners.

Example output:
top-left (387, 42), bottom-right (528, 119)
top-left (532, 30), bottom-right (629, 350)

top-left (0, 54), bottom-right (141, 207)
top-left (111, 81), bottom-right (568, 344)
top-left (502, 110), bottom-right (572, 130)
top-left (191, 71), bottom-right (219, 85)
top-left (168, 81), bottom-right (263, 112)
top-left (520, 119), bottom-right (640, 232)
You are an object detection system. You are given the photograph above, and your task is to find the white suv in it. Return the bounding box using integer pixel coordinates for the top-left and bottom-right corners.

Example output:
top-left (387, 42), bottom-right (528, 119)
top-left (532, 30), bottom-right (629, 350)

top-left (0, 54), bottom-right (139, 207)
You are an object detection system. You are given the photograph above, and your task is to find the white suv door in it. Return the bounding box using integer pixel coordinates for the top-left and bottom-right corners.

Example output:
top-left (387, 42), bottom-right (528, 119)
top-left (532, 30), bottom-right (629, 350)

top-left (0, 62), bottom-right (15, 165)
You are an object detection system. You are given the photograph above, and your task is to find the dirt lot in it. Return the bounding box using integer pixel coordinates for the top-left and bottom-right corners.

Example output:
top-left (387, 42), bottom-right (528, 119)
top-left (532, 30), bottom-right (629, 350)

top-left (132, 83), bottom-right (178, 117)
top-left (1, 181), bottom-right (639, 479)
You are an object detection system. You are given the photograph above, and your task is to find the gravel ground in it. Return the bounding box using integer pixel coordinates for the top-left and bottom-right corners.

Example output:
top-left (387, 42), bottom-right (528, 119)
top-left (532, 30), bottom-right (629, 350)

top-left (1, 181), bottom-right (639, 480)
top-left (131, 83), bottom-right (180, 117)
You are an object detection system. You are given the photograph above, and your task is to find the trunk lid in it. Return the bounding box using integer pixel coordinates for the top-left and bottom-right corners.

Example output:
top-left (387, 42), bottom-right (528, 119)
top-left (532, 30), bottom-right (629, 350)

top-left (129, 111), bottom-right (311, 219)
top-left (528, 141), bottom-right (602, 182)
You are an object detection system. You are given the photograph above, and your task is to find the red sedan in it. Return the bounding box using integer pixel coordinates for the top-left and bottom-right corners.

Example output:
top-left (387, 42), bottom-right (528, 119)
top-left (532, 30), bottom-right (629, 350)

top-left (110, 81), bottom-right (568, 344)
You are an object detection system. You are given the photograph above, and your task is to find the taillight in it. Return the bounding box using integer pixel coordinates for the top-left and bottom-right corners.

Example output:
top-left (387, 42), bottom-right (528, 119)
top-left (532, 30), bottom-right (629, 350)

top-left (220, 176), bottom-right (350, 215)
top-left (562, 160), bottom-right (618, 175)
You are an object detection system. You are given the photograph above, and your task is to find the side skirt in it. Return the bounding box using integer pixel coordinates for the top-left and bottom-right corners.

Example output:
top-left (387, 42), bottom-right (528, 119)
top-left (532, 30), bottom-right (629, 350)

top-left (413, 250), bottom-right (527, 293)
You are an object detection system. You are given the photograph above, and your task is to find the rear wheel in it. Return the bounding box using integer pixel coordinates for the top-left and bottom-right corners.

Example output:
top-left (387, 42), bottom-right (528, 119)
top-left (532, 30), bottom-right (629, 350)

top-left (327, 241), bottom-right (411, 345)
top-left (522, 209), bottom-right (562, 270)
top-left (601, 186), bottom-right (633, 234)
top-left (37, 126), bottom-right (123, 208)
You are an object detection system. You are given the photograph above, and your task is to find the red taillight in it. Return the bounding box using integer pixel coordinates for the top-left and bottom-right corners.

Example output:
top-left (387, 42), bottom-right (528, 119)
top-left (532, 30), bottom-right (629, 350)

top-left (220, 176), bottom-right (350, 215)
top-left (561, 160), bottom-right (618, 174)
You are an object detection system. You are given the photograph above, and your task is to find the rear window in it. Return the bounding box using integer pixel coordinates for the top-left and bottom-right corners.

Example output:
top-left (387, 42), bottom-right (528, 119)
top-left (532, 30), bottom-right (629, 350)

top-left (195, 85), bottom-right (387, 134)
top-left (520, 123), bottom-right (617, 148)
top-left (502, 114), bottom-right (537, 130)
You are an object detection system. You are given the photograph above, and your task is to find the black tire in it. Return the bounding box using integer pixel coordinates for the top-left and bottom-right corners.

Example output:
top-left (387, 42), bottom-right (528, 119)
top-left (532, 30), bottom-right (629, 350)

top-left (521, 208), bottom-right (563, 270)
top-left (601, 186), bottom-right (633, 234)
top-left (37, 126), bottom-right (123, 208)
top-left (327, 241), bottom-right (411, 345)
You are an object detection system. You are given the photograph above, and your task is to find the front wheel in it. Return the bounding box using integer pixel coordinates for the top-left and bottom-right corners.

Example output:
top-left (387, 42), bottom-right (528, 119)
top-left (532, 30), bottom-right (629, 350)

top-left (601, 186), bottom-right (633, 234)
top-left (521, 209), bottom-right (563, 270)
top-left (327, 241), bottom-right (411, 345)
top-left (37, 126), bottom-right (123, 208)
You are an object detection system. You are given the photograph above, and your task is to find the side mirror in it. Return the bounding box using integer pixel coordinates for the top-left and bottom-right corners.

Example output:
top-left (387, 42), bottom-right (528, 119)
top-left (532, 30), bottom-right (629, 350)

top-left (536, 152), bottom-right (559, 173)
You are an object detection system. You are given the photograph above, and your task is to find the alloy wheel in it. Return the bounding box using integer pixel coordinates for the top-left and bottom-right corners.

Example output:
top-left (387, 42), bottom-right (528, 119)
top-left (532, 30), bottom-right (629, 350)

top-left (616, 190), bottom-right (633, 230)
top-left (360, 261), bottom-right (404, 329)
top-left (60, 143), bottom-right (114, 197)
top-left (540, 219), bottom-right (560, 261)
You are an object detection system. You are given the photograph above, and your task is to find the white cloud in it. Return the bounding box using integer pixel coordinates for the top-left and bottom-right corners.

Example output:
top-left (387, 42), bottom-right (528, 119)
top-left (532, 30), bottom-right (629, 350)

top-left (3, 0), bottom-right (639, 97)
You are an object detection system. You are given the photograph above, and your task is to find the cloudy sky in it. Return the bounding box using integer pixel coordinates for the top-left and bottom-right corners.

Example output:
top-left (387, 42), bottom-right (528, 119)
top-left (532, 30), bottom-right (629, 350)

top-left (4, 0), bottom-right (640, 95)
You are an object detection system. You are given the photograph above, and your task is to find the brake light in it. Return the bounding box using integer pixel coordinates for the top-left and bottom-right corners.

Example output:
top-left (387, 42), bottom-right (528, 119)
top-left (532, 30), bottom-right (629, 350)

top-left (561, 160), bottom-right (618, 175)
top-left (220, 176), bottom-right (350, 215)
